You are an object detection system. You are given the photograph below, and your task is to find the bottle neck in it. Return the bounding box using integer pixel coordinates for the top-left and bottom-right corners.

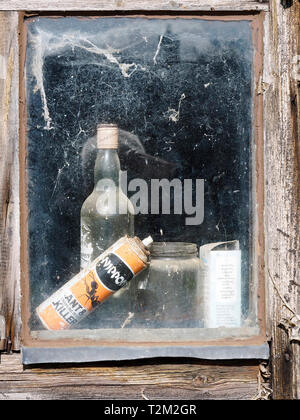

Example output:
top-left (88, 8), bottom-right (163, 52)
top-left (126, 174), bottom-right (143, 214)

top-left (94, 149), bottom-right (120, 186)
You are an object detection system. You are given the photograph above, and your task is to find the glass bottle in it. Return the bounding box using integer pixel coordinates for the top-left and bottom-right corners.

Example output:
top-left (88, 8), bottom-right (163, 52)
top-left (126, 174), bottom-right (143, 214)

top-left (80, 124), bottom-right (134, 270)
top-left (130, 242), bottom-right (203, 328)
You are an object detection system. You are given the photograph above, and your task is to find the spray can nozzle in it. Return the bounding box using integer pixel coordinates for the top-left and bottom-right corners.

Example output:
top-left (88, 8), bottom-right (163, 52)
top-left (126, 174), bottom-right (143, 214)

top-left (142, 236), bottom-right (153, 248)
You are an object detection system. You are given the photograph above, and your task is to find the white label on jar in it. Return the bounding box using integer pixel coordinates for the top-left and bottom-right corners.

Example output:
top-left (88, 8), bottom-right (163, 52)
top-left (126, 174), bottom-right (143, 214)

top-left (207, 250), bottom-right (241, 328)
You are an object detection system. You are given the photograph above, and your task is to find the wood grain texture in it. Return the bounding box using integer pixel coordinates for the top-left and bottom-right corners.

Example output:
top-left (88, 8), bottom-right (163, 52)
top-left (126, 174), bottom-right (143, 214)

top-left (0, 353), bottom-right (260, 400)
top-left (0, 3), bottom-right (299, 401)
top-left (263, 0), bottom-right (300, 400)
top-left (0, 11), bottom-right (21, 351)
top-left (0, 0), bottom-right (269, 12)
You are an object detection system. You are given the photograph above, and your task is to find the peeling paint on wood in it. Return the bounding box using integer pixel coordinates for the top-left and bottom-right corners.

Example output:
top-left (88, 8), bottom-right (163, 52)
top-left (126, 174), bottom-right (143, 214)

top-left (0, 11), bottom-right (21, 351)
top-left (264, 0), bottom-right (300, 400)
top-left (0, 1), bottom-right (269, 12)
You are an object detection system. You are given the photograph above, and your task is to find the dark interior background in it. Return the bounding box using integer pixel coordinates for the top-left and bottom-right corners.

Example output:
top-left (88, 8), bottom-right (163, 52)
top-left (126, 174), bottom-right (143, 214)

top-left (25, 17), bottom-right (253, 329)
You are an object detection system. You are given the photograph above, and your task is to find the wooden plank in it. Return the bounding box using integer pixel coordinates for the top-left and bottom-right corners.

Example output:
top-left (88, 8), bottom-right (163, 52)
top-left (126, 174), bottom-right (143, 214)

top-left (1, 3), bottom-right (299, 402)
top-left (0, 353), bottom-right (260, 400)
top-left (263, 0), bottom-right (300, 400)
top-left (0, 12), bottom-right (21, 351)
top-left (0, 0), bottom-right (269, 12)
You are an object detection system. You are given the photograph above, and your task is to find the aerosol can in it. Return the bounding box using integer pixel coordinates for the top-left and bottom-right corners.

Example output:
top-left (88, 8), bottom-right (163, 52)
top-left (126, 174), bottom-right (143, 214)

top-left (36, 235), bottom-right (153, 330)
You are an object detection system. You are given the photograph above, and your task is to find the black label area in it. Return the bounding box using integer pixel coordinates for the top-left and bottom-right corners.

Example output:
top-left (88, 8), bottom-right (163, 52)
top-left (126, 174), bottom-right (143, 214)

top-left (96, 253), bottom-right (134, 292)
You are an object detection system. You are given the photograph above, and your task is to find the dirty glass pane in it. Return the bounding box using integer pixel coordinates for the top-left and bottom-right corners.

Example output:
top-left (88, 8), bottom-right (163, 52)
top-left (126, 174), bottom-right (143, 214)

top-left (25, 16), bottom-right (257, 340)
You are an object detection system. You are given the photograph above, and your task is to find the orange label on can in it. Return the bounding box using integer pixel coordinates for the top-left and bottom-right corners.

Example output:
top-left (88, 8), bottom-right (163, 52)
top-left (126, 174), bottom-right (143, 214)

top-left (114, 243), bottom-right (146, 275)
top-left (38, 303), bottom-right (69, 331)
top-left (70, 270), bottom-right (113, 311)
top-left (36, 237), bottom-right (147, 331)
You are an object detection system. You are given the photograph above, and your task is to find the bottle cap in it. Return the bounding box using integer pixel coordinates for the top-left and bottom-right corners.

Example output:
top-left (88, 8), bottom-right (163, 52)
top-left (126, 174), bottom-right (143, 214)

top-left (97, 123), bottom-right (118, 149)
top-left (142, 236), bottom-right (153, 248)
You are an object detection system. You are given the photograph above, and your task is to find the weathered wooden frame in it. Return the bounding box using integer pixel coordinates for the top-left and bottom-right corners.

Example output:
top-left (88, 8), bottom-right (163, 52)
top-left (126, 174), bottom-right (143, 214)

top-left (19, 11), bottom-right (266, 360)
top-left (0, 0), bottom-right (299, 400)
top-left (0, 1), bottom-right (270, 12)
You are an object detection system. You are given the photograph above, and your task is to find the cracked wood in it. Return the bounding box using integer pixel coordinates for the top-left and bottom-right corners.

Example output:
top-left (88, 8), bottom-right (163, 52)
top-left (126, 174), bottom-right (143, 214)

top-left (264, 0), bottom-right (300, 400)
top-left (0, 353), bottom-right (260, 400)
top-left (0, 1), bottom-right (269, 12)
top-left (0, 11), bottom-right (20, 351)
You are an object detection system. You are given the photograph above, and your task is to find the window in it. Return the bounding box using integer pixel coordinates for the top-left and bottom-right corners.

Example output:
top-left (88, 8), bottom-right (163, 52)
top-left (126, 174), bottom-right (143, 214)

top-left (20, 11), bottom-right (267, 363)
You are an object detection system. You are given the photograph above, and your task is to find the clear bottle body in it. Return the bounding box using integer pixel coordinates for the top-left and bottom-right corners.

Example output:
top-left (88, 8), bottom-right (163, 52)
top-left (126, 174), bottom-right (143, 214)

top-left (80, 148), bottom-right (134, 270)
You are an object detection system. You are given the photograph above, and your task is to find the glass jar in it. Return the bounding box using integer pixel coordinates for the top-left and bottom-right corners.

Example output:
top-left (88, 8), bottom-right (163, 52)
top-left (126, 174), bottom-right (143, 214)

top-left (130, 242), bottom-right (203, 328)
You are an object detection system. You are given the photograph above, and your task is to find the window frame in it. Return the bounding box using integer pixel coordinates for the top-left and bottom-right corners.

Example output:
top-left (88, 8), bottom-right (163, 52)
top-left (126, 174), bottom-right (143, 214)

top-left (1, 1), bottom-right (298, 379)
top-left (18, 9), bottom-right (267, 363)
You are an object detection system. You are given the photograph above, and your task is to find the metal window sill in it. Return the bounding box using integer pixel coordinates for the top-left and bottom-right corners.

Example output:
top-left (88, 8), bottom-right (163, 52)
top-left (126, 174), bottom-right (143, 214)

top-left (22, 342), bottom-right (269, 365)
